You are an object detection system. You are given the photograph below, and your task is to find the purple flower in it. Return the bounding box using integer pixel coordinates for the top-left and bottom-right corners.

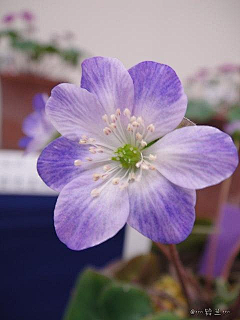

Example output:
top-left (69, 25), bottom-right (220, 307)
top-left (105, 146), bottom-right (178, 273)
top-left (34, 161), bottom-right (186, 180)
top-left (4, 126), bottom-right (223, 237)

top-left (199, 204), bottom-right (240, 278)
top-left (19, 93), bottom-right (57, 153)
top-left (2, 13), bottom-right (15, 24)
top-left (37, 57), bottom-right (238, 250)
top-left (21, 11), bottom-right (34, 22)
top-left (224, 120), bottom-right (240, 136)
top-left (218, 64), bottom-right (240, 73)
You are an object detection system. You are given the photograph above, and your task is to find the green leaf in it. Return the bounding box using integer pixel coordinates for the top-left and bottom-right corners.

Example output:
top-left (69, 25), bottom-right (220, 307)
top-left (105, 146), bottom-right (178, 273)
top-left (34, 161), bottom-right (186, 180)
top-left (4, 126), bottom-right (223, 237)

top-left (98, 282), bottom-right (153, 320)
top-left (114, 254), bottom-right (161, 285)
top-left (142, 312), bottom-right (182, 320)
top-left (186, 100), bottom-right (216, 122)
top-left (227, 106), bottom-right (240, 121)
top-left (63, 269), bottom-right (111, 320)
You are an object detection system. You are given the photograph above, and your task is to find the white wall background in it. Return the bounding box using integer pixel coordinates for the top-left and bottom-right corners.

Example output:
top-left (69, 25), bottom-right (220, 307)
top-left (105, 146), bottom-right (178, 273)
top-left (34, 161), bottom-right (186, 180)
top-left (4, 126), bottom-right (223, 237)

top-left (1, 0), bottom-right (239, 258)
top-left (1, 0), bottom-right (240, 81)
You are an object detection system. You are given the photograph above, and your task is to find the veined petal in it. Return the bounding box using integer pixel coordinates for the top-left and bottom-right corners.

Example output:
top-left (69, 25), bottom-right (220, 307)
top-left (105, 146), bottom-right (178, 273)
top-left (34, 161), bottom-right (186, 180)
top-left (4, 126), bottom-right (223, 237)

top-left (146, 126), bottom-right (238, 190)
top-left (81, 57), bottom-right (134, 114)
top-left (37, 137), bottom-right (93, 192)
top-left (54, 173), bottom-right (129, 250)
top-left (128, 62), bottom-right (187, 140)
top-left (46, 83), bottom-right (120, 147)
top-left (128, 171), bottom-right (196, 244)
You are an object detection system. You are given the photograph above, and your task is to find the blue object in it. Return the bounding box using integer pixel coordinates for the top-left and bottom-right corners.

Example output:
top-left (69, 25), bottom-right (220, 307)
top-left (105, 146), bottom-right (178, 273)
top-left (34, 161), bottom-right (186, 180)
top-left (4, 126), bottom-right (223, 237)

top-left (0, 195), bottom-right (125, 320)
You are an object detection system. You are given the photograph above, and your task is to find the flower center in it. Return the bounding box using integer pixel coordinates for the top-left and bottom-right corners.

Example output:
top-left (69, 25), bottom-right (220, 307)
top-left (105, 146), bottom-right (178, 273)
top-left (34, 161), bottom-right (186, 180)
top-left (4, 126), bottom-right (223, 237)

top-left (112, 144), bottom-right (141, 168)
top-left (75, 108), bottom-right (158, 197)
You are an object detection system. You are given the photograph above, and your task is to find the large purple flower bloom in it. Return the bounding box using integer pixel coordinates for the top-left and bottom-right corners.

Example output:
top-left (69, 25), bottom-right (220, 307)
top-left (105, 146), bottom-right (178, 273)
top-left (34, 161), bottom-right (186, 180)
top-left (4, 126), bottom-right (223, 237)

top-left (37, 57), bottom-right (238, 250)
top-left (19, 93), bottom-right (57, 153)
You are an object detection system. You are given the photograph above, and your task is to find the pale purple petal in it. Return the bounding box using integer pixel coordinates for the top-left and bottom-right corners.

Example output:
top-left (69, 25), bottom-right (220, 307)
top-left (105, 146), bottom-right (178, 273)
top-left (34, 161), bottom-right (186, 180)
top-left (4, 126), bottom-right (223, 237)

top-left (128, 62), bottom-right (187, 140)
top-left (81, 57), bottom-right (134, 114)
top-left (146, 126), bottom-right (238, 190)
top-left (37, 137), bottom-right (92, 192)
top-left (127, 171), bottom-right (196, 244)
top-left (54, 173), bottom-right (129, 250)
top-left (199, 204), bottom-right (240, 278)
top-left (46, 83), bottom-right (120, 147)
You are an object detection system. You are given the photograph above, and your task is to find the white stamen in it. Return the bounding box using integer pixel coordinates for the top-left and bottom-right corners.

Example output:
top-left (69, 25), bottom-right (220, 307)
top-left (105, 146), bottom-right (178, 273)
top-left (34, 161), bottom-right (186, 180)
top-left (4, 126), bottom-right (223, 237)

top-left (89, 147), bottom-right (97, 154)
top-left (110, 123), bottom-right (117, 130)
top-left (110, 114), bottom-right (117, 122)
top-left (137, 116), bottom-right (144, 125)
top-left (89, 138), bottom-right (96, 143)
top-left (103, 165), bottom-right (111, 171)
top-left (112, 177), bottom-right (120, 185)
top-left (86, 157), bottom-right (93, 161)
top-left (147, 124), bottom-right (155, 132)
top-left (141, 163), bottom-right (149, 170)
top-left (82, 135), bottom-right (88, 140)
top-left (123, 108), bottom-right (131, 118)
top-left (74, 159), bottom-right (82, 166)
top-left (116, 108), bottom-right (121, 116)
top-left (132, 121), bottom-right (140, 127)
top-left (102, 114), bottom-right (108, 122)
top-left (149, 154), bottom-right (157, 161)
top-left (129, 172), bottom-right (136, 180)
top-left (130, 116), bottom-right (136, 122)
top-left (91, 188), bottom-right (100, 197)
top-left (127, 124), bottom-right (133, 132)
top-left (141, 140), bottom-right (147, 147)
top-left (136, 132), bottom-right (143, 141)
top-left (136, 161), bottom-right (141, 168)
top-left (79, 139), bottom-right (87, 144)
top-left (97, 148), bottom-right (104, 153)
top-left (103, 127), bottom-right (112, 135)
top-left (93, 173), bottom-right (102, 181)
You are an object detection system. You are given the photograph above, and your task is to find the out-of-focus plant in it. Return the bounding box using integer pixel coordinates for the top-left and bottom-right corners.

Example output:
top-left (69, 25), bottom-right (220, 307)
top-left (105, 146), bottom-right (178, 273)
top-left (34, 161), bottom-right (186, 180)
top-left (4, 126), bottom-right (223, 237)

top-left (19, 93), bottom-right (59, 153)
top-left (185, 64), bottom-right (240, 124)
top-left (0, 11), bottom-right (85, 81)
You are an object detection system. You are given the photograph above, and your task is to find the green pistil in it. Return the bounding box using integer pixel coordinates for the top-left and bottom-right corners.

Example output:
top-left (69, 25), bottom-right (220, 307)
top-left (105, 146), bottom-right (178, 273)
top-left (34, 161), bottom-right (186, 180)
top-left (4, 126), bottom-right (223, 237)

top-left (112, 144), bottom-right (141, 168)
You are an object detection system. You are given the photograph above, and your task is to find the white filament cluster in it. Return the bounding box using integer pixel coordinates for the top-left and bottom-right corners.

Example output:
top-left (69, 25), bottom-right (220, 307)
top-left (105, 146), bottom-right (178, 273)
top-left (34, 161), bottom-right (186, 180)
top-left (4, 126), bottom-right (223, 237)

top-left (74, 108), bottom-right (157, 197)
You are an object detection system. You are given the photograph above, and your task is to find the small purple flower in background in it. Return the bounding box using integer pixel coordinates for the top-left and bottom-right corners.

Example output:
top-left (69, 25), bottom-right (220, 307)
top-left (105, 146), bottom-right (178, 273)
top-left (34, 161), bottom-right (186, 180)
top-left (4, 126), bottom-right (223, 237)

top-left (37, 57), bottom-right (238, 250)
top-left (225, 120), bottom-right (240, 136)
top-left (19, 93), bottom-right (57, 153)
top-left (199, 204), bottom-right (240, 278)
top-left (2, 13), bottom-right (15, 24)
top-left (21, 11), bottom-right (34, 22)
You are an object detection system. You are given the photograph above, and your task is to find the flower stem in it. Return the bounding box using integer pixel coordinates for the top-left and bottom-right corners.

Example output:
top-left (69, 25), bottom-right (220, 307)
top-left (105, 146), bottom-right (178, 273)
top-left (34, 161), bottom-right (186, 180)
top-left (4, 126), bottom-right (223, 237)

top-left (168, 244), bottom-right (191, 310)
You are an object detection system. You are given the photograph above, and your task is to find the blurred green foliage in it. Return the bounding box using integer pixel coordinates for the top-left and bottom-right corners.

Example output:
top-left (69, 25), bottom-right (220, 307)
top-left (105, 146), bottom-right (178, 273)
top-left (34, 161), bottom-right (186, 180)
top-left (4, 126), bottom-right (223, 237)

top-left (63, 269), bottom-right (192, 320)
top-left (186, 100), bottom-right (216, 122)
top-left (0, 29), bottom-right (82, 66)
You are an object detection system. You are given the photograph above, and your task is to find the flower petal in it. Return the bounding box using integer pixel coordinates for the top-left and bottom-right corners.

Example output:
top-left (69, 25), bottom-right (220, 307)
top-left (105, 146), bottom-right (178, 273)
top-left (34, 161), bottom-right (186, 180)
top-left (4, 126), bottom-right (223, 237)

top-left (46, 83), bottom-right (120, 147)
top-left (37, 137), bottom-right (92, 192)
top-left (128, 62), bottom-right (187, 140)
top-left (127, 171), bottom-right (196, 244)
top-left (81, 57), bottom-right (134, 114)
top-left (146, 126), bottom-right (238, 189)
top-left (54, 173), bottom-right (129, 250)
